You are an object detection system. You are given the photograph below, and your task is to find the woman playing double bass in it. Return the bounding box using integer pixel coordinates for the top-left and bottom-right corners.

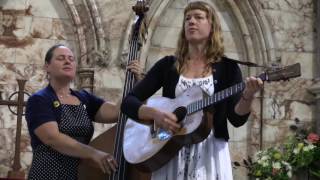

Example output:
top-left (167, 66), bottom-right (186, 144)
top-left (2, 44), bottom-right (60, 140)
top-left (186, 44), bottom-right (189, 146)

top-left (25, 44), bottom-right (143, 179)
top-left (121, 1), bottom-right (263, 180)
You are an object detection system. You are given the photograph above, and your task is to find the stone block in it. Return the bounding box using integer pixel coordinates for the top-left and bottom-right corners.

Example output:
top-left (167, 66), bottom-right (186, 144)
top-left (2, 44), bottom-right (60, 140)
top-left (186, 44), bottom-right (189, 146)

top-left (14, 15), bottom-right (32, 38)
top-left (159, 8), bottom-right (184, 28)
top-left (151, 26), bottom-right (180, 49)
top-left (30, 17), bottom-right (53, 39)
top-left (0, 46), bottom-right (16, 63)
top-left (262, 119), bottom-right (296, 143)
top-left (15, 38), bottom-right (56, 65)
top-left (228, 121), bottom-right (250, 142)
top-left (264, 10), bottom-right (313, 52)
top-left (170, 0), bottom-right (187, 9)
top-left (29, 0), bottom-right (70, 19)
top-left (281, 51), bottom-right (314, 79)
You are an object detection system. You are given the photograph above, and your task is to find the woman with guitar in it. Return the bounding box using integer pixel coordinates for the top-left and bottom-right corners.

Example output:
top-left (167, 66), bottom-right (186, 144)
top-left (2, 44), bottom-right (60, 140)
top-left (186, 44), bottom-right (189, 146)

top-left (121, 1), bottom-right (263, 180)
top-left (25, 44), bottom-right (143, 179)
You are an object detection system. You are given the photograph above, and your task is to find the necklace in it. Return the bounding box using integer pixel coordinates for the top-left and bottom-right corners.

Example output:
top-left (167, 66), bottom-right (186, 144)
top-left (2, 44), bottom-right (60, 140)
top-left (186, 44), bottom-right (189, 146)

top-left (57, 91), bottom-right (71, 99)
top-left (58, 94), bottom-right (71, 98)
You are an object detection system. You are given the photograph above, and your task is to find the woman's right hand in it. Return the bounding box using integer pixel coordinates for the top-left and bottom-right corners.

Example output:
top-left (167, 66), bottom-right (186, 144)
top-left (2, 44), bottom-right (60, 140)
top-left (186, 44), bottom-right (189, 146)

top-left (90, 149), bottom-right (118, 174)
top-left (153, 110), bottom-right (181, 134)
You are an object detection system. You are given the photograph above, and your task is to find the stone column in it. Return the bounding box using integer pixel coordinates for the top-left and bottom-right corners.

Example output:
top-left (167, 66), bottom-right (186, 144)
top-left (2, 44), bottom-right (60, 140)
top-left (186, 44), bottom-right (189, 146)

top-left (309, 84), bottom-right (320, 134)
top-left (309, 0), bottom-right (320, 134)
top-left (317, 0), bottom-right (320, 78)
top-left (77, 68), bottom-right (94, 93)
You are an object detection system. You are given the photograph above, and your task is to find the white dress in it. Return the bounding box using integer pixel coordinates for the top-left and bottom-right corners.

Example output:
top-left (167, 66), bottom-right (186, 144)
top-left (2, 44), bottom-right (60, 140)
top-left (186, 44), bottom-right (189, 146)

top-left (151, 75), bottom-right (233, 180)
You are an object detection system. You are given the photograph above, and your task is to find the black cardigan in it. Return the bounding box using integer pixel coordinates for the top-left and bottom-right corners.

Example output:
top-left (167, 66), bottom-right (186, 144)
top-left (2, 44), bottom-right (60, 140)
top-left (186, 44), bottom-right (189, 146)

top-left (121, 56), bottom-right (250, 141)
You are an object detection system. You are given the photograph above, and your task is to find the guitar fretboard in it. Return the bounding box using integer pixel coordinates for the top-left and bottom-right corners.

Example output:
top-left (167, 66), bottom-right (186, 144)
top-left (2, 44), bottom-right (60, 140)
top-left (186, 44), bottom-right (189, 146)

top-left (186, 82), bottom-right (246, 114)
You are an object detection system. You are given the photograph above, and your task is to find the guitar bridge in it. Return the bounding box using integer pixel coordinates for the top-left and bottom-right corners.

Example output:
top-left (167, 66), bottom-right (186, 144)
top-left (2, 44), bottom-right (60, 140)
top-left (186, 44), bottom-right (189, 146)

top-left (149, 125), bottom-right (157, 138)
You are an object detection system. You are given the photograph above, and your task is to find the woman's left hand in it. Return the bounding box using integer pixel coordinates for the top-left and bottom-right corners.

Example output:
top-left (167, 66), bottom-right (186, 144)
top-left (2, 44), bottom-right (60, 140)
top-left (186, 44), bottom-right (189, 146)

top-left (242, 76), bottom-right (263, 99)
top-left (127, 60), bottom-right (144, 81)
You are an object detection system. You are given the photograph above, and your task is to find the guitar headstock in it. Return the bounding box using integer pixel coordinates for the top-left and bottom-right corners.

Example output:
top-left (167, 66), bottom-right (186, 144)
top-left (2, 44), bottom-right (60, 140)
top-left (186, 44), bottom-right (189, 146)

top-left (258, 63), bottom-right (301, 82)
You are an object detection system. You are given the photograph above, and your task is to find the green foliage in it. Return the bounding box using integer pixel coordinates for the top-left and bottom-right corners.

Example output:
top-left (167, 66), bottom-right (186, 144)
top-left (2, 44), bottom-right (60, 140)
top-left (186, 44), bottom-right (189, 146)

top-left (234, 122), bottom-right (320, 180)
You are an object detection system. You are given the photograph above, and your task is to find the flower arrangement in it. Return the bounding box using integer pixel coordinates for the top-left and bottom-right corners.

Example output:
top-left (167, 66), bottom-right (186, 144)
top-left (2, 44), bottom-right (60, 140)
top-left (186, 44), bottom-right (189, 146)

top-left (234, 120), bottom-right (320, 180)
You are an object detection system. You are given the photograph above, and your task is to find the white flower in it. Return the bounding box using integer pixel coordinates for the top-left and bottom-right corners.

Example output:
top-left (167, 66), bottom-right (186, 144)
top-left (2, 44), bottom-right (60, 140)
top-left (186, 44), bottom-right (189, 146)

top-left (261, 155), bottom-right (269, 161)
top-left (293, 148), bottom-right (300, 154)
top-left (257, 154), bottom-right (269, 165)
top-left (272, 162), bottom-right (281, 169)
top-left (254, 151), bottom-right (262, 161)
top-left (287, 170), bottom-right (292, 178)
top-left (303, 146), bottom-right (310, 152)
top-left (282, 161), bottom-right (292, 170)
top-left (303, 144), bottom-right (315, 152)
top-left (262, 162), bottom-right (269, 167)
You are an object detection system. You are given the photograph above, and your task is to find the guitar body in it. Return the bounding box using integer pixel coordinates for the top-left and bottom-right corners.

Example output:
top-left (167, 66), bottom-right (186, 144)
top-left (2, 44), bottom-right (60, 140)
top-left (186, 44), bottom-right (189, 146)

top-left (78, 125), bottom-right (151, 180)
top-left (123, 86), bottom-right (213, 172)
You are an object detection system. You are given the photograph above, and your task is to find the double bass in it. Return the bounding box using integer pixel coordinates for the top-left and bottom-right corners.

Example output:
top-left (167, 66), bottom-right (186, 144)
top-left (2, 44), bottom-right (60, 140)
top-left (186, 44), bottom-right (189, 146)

top-left (78, 1), bottom-right (151, 180)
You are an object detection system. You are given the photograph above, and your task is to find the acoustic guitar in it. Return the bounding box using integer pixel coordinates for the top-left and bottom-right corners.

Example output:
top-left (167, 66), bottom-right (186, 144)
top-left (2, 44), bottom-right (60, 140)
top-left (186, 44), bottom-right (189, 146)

top-left (123, 63), bottom-right (301, 172)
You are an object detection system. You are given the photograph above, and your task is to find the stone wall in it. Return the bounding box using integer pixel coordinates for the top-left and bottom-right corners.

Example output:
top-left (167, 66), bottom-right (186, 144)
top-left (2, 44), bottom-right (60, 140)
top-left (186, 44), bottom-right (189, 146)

top-left (0, 0), bottom-right (316, 179)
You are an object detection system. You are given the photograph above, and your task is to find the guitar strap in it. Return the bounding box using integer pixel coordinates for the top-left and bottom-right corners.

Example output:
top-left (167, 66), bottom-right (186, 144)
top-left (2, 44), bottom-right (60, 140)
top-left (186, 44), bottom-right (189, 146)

top-left (223, 56), bottom-right (265, 68)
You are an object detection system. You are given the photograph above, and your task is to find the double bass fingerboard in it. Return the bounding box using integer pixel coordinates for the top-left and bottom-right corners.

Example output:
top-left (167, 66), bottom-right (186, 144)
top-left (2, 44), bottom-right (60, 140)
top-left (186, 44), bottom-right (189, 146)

top-left (110, 14), bottom-right (145, 180)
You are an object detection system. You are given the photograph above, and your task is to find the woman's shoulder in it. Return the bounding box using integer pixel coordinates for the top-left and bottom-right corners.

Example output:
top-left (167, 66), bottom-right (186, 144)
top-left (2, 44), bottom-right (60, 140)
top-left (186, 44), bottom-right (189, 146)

top-left (74, 89), bottom-right (103, 103)
top-left (214, 56), bottom-right (240, 70)
top-left (154, 55), bottom-right (176, 67)
top-left (30, 86), bottom-right (51, 98)
top-left (74, 89), bottom-right (89, 96)
top-left (28, 86), bottom-right (54, 105)
top-left (74, 89), bottom-right (99, 99)
top-left (220, 56), bottom-right (238, 65)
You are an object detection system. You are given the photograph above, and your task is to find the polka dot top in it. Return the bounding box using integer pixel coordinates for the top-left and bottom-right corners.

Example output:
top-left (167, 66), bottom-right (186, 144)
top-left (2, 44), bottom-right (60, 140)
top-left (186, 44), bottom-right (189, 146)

top-left (28, 103), bottom-right (94, 180)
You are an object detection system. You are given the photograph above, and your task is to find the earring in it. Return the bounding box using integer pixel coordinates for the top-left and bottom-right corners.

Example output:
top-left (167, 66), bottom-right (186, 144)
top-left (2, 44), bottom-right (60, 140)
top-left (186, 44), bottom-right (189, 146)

top-left (46, 73), bottom-right (50, 80)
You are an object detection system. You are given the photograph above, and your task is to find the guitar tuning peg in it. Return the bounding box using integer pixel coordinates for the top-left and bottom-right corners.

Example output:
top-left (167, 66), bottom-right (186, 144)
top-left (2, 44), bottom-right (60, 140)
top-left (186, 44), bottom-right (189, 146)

top-left (266, 63), bottom-right (283, 72)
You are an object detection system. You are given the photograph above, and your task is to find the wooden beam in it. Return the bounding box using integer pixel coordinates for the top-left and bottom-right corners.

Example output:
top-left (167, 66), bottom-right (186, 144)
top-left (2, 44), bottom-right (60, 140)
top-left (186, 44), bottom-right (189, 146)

top-left (0, 101), bottom-right (26, 106)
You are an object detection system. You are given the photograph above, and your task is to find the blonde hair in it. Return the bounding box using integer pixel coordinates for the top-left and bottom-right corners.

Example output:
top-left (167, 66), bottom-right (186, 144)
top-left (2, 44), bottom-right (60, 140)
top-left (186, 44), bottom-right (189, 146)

top-left (175, 1), bottom-right (224, 73)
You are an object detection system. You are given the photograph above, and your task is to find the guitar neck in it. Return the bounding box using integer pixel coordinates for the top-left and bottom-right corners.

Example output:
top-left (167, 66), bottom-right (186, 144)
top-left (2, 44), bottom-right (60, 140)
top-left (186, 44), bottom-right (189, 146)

top-left (185, 62), bottom-right (302, 114)
top-left (187, 81), bottom-right (246, 114)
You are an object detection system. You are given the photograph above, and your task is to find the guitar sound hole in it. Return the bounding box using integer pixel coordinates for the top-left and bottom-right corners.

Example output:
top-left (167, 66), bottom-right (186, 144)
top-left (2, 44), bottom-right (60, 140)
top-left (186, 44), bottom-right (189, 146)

top-left (173, 107), bottom-right (187, 123)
